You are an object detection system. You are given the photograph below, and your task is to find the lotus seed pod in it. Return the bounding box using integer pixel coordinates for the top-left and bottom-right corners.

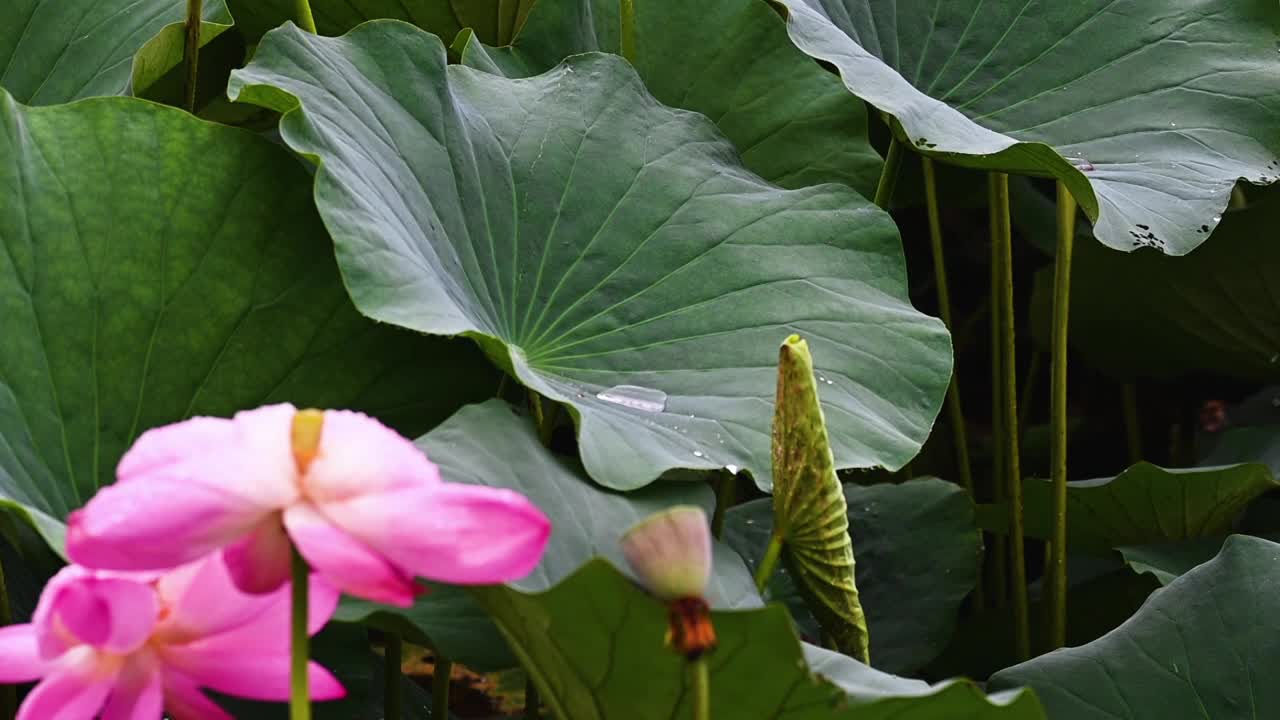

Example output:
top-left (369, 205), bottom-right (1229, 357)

top-left (620, 506), bottom-right (712, 600)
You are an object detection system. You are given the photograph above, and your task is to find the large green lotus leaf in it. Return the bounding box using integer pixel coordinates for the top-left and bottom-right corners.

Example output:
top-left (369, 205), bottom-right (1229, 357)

top-left (982, 462), bottom-right (1278, 554)
top-left (772, 0), bottom-right (1280, 254)
top-left (227, 22), bottom-right (951, 492)
top-left (336, 399), bottom-right (759, 671)
top-left (460, 0), bottom-right (882, 197)
top-left (0, 91), bottom-right (495, 553)
top-left (991, 535), bottom-right (1280, 717)
top-left (1030, 201), bottom-right (1280, 382)
top-left (724, 478), bottom-right (981, 675)
top-left (1, 0), bottom-right (232, 105)
top-left (1117, 536), bottom-right (1242, 586)
top-left (472, 559), bottom-right (1045, 720)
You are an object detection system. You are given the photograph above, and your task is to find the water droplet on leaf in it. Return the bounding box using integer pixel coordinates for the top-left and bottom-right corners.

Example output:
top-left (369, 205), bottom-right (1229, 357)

top-left (595, 385), bottom-right (667, 413)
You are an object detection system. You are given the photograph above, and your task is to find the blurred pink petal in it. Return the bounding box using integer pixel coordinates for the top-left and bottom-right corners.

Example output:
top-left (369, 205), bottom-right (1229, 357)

top-left (285, 503), bottom-right (420, 606)
top-left (66, 479), bottom-right (267, 571)
top-left (162, 645), bottom-right (345, 702)
top-left (100, 652), bottom-right (162, 720)
top-left (117, 417), bottom-right (236, 481)
top-left (0, 625), bottom-right (46, 682)
top-left (325, 483), bottom-right (551, 585)
top-left (5, 555), bottom-right (342, 719)
top-left (161, 673), bottom-right (233, 720)
top-left (223, 516), bottom-right (292, 594)
top-left (302, 410), bottom-right (440, 501)
top-left (16, 646), bottom-right (118, 720)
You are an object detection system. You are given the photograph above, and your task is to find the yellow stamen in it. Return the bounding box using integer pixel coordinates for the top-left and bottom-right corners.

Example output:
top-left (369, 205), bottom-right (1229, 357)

top-left (291, 409), bottom-right (325, 474)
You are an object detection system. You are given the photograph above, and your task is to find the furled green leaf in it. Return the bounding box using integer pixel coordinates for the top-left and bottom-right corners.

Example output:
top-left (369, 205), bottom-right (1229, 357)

top-left (460, 0), bottom-right (882, 197)
top-left (336, 400), bottom-right (759, 671)
top-left (0, 91), bottom-right (495, 553)
top-left (725, 478), bottom-right (981, 675)
top-left (228, 22), bottom-right (951, 492)
top-left (771, 0), bottom-right (1280, 254)
top-left (1031, 201), bottom-right (1280, 382)
top-left (472, 559), bottom-right (1045, 720)
top-left (981, 462), bottom-right (1278, 554)
top-left (1116, 537), bottom-right (1236, 586)
top-left (991, 535), bottom-right (1280, 717)
top-left (771, 335), bottom-right (869, 661)
top-left (1, 0), bottom-right (232, 105)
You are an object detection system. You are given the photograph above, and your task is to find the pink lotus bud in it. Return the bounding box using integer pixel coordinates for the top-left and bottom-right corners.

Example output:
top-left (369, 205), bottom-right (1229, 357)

top-left (620, 506), bottom-right (712, 600)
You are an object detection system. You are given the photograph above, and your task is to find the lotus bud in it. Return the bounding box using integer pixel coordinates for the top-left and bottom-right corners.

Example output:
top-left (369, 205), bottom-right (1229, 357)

top-left (621, 506), bottom-right (717, 660)
top-left (620, 506), bottom-right (712, 600)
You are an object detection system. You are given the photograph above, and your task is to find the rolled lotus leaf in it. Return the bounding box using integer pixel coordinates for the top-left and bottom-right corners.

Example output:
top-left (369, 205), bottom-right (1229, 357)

top-left (772, 334), bottom-right (870, 663)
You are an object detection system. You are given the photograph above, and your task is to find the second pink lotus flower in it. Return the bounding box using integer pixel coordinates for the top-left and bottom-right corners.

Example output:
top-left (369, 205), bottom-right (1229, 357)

top-left (66, 404), bottom-right (552, 606)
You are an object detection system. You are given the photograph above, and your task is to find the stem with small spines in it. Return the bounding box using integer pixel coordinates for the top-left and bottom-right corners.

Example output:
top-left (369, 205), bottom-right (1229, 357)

top-left (1048, 181), bottom-right (1077, 651)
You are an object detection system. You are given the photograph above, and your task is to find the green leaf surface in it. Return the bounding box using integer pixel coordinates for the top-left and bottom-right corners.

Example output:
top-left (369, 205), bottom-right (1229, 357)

top-left (0, 91), bottom-right (494, 553)
top-left (336, 400), bottom-right (759, 672)
top-left (981, 462), bottom-right (1278, 554)
top-left (228, 22), bottom-right (951, 492)
top-left (771, 0), bottom-right (1280, 254)
top-left (1, 0), bottom-right (232, 105)
top-left (225, 0), bottom-right (462, 43)
top-left (725, 478), bottom-right (981, 675)
top-left (472, 558), bottom-right (1045, 720)
top-left (1031, 201), bottom-right (1280, 382)
top-left (460, 0), bottom-right (882, 197)
top-left (770, 335), bottom-right (869, 663)
top-left (991, 535), bottom-right (1280, 718)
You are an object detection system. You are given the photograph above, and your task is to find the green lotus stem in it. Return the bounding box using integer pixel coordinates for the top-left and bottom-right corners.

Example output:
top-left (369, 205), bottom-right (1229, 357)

top-left (294, 0), bottom-right (317, 33)
top-left (873, 137), bottom-right (904, 210)
top-left (754, 533), bottom-right (784, 593)
top-left (0, 552), bottom-right (13, 720)
top-left (384, 634), bottom-right (402, 720)
top-left (1231, 185), bottom-right (1248, 209)
top-left (711, 469), bottom-right (736, 539)
top-left (290, 547), bottom-right (311, 720)
top-left (432, 656), bottom-right (452, 719)
top-left (1048, 181), bottom-right (1077, 651)
top-left (619, 0), bottom-right (637, 64)
top-left (990, 172), bottom-right (1029, 660)
top-left (1122, 383), bottom-right (1142, 464)
top-left (988, 183), bottom-right (1007, 610)
top-left (183, 0), bottom-right (202, 113)
top-left (530, 391), bottom-right (556, 448)
top-left (922, 156), bottom-right (983, 611)
top-left (525, 679), bottom-right (540, 719)
top-left (690, 658), bottom-right (711, 720)
top-left (498, 0), bottom-right (518, 44)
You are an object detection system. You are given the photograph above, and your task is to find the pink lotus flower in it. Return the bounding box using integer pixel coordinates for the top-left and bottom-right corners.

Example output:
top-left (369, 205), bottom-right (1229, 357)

top-left (66, 404), bottom-right (551, 606)
top-left (0, 555), bottom-right (342, 720)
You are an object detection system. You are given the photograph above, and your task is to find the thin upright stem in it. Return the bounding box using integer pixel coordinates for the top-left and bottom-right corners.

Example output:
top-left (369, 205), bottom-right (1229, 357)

top-left (619, 0), bottom-right (637, 64)
top-left (1048, 181), bottom-right (1077, 651)
top-left (690, 658), bottom-right (711, 720)
top-left (754, 533), bottom-right (785, 593)
top-left (384, 634), bottom-right (402, 720)
top-left (988, 183), bottom-right (1007, 611)
top-left (183, 0), bottom-right (202, 113)
top-left (873, 138), bottom-right (905, 210)
top-left (294, 0), bottom-right (317, 33)
top-left (711, 470), bottom-right (736, 539)
top-left (530, 392), bottom-right (556, 448)
top-left (990, 172), bottom-right (1029, 661)
top-left (1122, 383), bottom-right (1142, 465)
top-left (290, 547), bottom-right (311, 720)
top-left (432, 657), bottom-right (452, 719)
top-left (923, 156), bottom-right (983, 611)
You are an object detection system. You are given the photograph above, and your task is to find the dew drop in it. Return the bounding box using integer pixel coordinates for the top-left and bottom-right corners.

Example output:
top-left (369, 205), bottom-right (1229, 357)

top-left (1213, 215), bottom-right (1223, 223)
top-left (595, 385), bottom-right (667, 413)
top-left (725, 464), bottom-right (741, 474)
top-left (693, 450), bottom-right (705, 458)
